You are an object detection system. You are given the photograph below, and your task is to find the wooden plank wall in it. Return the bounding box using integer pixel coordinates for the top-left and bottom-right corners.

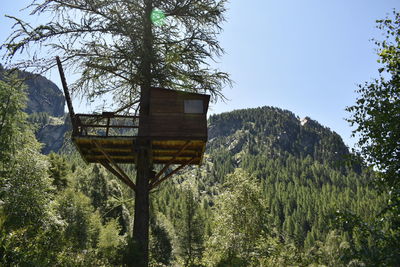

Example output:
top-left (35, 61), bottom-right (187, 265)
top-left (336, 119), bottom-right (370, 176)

top-left (139, 88), bottom-right (209, 140)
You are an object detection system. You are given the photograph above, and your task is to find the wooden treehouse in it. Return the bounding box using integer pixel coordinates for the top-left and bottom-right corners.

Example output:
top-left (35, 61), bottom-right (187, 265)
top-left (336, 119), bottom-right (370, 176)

top-left (56, 57), bottom-right (210, 191)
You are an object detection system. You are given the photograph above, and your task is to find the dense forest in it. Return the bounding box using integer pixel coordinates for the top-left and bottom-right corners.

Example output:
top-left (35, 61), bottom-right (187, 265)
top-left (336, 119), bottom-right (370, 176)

top-left (1, 1), bottom-right (399, 266)
top-left (0, 71), bottom-right (396, 266)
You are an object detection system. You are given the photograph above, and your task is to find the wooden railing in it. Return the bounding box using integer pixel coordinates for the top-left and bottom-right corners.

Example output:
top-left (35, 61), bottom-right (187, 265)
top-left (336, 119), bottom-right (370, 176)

top-left (73, 113), bottom-right (139, 137)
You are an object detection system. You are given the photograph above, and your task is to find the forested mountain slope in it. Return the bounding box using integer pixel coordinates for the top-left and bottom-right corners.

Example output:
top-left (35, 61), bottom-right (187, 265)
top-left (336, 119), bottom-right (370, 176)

top-left (208, 107), bottom-right (352, 170)
top-left (151, 107), bottom-right (385, 265)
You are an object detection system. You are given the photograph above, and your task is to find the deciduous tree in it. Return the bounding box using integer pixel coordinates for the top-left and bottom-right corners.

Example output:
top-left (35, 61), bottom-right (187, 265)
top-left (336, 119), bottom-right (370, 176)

top-left (346, 9), bottom-right (400, 264)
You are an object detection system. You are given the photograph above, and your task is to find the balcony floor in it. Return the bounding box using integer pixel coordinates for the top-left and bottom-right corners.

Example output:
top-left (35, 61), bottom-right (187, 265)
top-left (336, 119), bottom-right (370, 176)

top-left (73, 136), bottom-right (206, 165)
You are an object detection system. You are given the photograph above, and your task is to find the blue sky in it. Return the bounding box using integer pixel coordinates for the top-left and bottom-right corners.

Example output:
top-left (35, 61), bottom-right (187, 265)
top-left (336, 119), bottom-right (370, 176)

top-left (1, 1), bottom-right (400, 148)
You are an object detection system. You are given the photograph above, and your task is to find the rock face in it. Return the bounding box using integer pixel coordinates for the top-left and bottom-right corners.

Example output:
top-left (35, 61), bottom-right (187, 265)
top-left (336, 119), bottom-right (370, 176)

top-left (37, 118), bottom-right (69, 154)
top-left (0, 66), bottom-right (65, 117)
top-left (21, 71), bottom-right (65, 117)
top-left (0, 65), bottom-right (68, 154)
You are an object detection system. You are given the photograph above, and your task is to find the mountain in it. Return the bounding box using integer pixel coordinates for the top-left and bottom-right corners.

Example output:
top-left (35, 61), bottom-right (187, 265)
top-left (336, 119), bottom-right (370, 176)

top-left (207, 106), bottom-right (355, 172)
top-left (0, 65), bottom-right (68, 154)
top-left (0, 65), bottom-right (65, 117)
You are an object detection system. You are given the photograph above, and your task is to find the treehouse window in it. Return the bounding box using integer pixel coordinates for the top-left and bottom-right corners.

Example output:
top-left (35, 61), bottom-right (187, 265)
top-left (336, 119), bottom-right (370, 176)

top-left (184, 100), bottom-right (203, 114)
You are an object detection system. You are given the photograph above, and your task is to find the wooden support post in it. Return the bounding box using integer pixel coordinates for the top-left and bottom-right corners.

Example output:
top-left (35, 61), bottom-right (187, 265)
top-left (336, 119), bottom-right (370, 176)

top-left (132, 141), bottom-right (151, 266)
top-left (56, 56), bottom-right (77, 133)
top-left (105, 117), bottom-right (110, 136)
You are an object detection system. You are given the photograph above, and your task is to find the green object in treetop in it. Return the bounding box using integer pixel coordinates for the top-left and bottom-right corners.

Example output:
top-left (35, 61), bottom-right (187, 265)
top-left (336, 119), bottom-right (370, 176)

top-left (151, 9), bottom-right (166, 26)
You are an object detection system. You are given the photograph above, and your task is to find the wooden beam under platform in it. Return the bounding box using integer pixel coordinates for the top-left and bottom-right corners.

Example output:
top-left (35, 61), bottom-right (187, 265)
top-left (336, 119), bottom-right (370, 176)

top-left (152, 141), bottom-right (192, 182)
top-left (150, 157), bottom-right (197, 190)
top-left (100, 161), bottom-right (137, 191)
top-left (93, 140), bottom-right (136, 192)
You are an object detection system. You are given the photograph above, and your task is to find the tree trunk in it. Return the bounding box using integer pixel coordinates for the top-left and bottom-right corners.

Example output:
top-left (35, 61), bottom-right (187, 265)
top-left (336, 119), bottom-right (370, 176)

top-left (132, 142), bottom-right (151, 267)
top-left (131, 0), bottom-right (153, 265)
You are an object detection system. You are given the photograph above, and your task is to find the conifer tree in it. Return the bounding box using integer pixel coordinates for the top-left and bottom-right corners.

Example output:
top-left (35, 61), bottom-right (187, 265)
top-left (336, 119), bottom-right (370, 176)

top-left (2, 1), bottom-right (230, 266)
top-left (176, 188), bottom-right (204, 266)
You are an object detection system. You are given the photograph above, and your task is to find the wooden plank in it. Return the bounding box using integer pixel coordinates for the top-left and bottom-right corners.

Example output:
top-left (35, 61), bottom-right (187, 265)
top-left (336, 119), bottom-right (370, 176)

top-left (152, 156), bottom-right (200, 163)
top-left (85, 147), bottom-right (133, 153)
top-left (88, 159), bottom-right (136, 164)
top-left (76, 113), bottom-right (139, 119)
top-left (92, 141), bottom-right (136, 190)
top-left (78, 124), bottom-right (139, 128)
top-left (74, 136), bottom-right (136, 142)
top-left (86, 150), bottom-right (198, 158)
top-left (153, 151), bottom-right (199, 157)
top-left (154, 141), bottom-right (191, 181)
top-left (86, 155), bottom-right (136, 161)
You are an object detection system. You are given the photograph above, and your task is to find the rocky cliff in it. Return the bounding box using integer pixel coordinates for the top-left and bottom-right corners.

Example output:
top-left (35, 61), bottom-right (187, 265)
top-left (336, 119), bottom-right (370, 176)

top-left (0, 65), bottom-right (65, 117)
top-left (0, 65), bottom-right (68, 153)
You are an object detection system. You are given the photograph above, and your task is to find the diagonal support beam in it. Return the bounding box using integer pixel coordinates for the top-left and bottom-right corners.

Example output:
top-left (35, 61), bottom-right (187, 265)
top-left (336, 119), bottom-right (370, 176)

top-left (150, 157), bottom-right (197, 190)
top-left (152, 141), bottom-right (191, 183)
top-left (93, 141), bottom-right (136, 192)
top-left (100, 161), bottom-right (136, 192)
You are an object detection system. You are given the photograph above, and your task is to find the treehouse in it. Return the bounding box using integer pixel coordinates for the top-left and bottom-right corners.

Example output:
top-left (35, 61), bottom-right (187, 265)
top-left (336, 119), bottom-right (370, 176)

top-left (72, 87), bottom-right (210, 167)
top-left (56, 58), bottom-right (209, 171)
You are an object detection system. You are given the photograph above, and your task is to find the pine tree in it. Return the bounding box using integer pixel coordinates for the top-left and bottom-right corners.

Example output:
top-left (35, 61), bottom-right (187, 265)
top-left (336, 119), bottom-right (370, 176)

top-left (176, 188), bottom-right (204, 267)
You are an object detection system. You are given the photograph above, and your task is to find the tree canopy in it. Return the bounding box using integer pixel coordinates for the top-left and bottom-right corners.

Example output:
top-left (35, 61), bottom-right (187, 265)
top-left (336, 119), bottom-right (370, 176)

top-left (347, 9), bottom-right (400, 219)
top-left (2, 0), bottom-right (231, 111)
top-left (346, 9), bottom-right (400, 264)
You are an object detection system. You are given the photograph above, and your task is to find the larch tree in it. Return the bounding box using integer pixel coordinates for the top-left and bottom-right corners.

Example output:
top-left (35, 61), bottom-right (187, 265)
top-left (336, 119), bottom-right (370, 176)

top-left (2, 0), bottom-right (230, 266)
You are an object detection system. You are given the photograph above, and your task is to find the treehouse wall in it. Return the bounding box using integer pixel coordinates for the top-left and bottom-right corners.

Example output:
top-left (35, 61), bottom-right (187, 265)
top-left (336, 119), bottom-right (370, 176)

top-left (140, 87), bottom-right (210, 140)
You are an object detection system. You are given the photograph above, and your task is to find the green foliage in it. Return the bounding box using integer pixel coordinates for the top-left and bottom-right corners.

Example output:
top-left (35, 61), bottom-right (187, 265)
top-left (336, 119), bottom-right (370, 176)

top-left (0, 74), bottom-right (28, 168)
top-left (75, 164), bottom-right (132, 234)
top-left (346, 9), bottom-right (400, 265)
top-left (347, 9), bottom-right (400, 218)
top-left (56, 189), bottom-right (97, 250)
top-left (176, 188), bottom-right (205, 267)
top-left (0, 73), bottom-right (64, 266)
top-left (48, 153), bottom-right (71, 190)
top-left (98, 219), bottom-right (125, 264)
top-left (149, 214), bottom-right (174, 266)
top-left (3, 0), bottom-right (231, 108)
top-left (0, 74), bottom-right (50, 228)
top-left (204, 169), bottom-right (271, 266)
